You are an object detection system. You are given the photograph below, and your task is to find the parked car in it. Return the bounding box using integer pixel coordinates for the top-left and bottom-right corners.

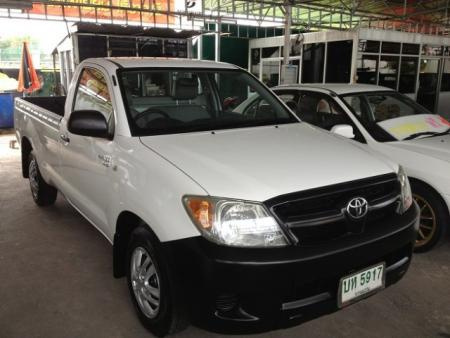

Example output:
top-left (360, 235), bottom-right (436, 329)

top-left (272, 83), bottom-right (449, 252)
top-left (15, 59), bottom-right (419, 336)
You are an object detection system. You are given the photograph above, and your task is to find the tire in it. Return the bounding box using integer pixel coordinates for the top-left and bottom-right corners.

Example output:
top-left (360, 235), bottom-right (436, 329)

top-left (412, 181), bottom-right (448, 253)
top-left (28, 152), bottom-right (57, 206)
top-left (126, 226), bottom-right (188, 337)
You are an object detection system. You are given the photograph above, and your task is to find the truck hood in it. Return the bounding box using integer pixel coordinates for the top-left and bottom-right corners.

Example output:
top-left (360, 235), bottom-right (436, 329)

top-left (140, 124), bottom-right (396, 201)
top-left (387, 134), bottom-right (450, 163)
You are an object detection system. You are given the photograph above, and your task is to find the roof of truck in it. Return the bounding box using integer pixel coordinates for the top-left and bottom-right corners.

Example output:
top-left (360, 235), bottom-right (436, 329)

top-left (273, 83), bottom-right (394, 95)
top-left (91, 57), bottom-right (240, 70)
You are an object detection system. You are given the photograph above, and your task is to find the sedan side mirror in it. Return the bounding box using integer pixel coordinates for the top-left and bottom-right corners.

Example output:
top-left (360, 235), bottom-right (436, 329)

top-left (68, 110), bottom-right (110, 139)
top-left (331, 124), bottom-right (355, 139)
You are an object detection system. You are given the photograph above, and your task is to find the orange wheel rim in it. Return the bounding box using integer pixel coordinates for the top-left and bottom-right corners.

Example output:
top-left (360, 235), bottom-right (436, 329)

top-left (413, 194), bottom-right (437, 248)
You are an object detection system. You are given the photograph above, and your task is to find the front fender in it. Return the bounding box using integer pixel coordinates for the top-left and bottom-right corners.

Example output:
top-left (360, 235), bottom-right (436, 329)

top-left (109, 136), bottom-right (204, 242)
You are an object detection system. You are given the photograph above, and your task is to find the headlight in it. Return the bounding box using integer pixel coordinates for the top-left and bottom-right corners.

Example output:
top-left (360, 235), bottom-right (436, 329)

top-left (183, 196), bottom-right (289, 247)
top-left (398, 166), bottom-right (413, 213)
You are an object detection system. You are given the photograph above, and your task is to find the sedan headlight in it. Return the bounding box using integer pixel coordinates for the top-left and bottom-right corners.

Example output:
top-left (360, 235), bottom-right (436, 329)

top-left (398, 166), bottom-right (413, 213)
top-left (183, 196), bottom-right (288, 247)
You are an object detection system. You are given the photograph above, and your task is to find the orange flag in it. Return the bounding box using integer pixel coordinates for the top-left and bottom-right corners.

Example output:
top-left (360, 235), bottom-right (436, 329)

top-left (17, 42), bottom-right (41, 93)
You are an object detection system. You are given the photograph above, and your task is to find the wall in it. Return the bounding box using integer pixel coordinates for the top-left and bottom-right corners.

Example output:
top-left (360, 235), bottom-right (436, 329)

top-left (200, 35), bottom-right (249, 68)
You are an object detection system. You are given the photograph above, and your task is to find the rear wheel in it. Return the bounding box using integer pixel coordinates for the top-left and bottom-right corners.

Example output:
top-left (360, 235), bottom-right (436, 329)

top-left (126, 226), bottom-right (188, 336)
top-left (412, 182), bottom-right (448, 252)
top-left (28, 152), bottom-right (57, 206)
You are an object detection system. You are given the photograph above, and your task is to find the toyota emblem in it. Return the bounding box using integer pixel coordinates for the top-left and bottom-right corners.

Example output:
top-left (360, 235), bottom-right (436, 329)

top-left (346, 197), bottom-right (369, 219)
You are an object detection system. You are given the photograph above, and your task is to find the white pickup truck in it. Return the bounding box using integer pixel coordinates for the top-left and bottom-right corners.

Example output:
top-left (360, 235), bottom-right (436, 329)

top-left (15, 58), bottom-right (419, 336)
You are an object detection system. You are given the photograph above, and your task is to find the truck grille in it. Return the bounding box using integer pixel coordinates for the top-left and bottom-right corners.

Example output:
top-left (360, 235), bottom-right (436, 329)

top-left (264, 174), bottom-right (401, 246)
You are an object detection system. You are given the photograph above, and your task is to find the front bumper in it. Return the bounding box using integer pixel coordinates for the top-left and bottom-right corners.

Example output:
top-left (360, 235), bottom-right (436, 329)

top-left (164, 202), bottom-right (419, 332)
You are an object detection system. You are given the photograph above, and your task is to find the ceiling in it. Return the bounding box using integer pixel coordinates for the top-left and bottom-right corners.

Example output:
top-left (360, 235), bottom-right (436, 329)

top-left (204, 0), bottom-right (450, 32)
top-left (0, 1), bottom-right (448, 34)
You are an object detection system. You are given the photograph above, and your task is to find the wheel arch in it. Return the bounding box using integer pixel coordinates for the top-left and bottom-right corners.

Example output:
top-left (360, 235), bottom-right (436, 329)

top-left (409, 177), bottom-right (450, 219)
top-left (113, 210), bottom-right (160, 278)
top-left (21, 136), bottom-right (33, 178)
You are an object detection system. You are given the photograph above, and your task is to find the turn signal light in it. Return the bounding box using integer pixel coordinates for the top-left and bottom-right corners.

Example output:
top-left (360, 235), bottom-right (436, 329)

top-left (185, 197), bottom-right (214, 230)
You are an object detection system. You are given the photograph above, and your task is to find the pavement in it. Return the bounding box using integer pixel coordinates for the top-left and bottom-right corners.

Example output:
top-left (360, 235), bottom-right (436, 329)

top-left (0, 133), bottom-right (449, 338)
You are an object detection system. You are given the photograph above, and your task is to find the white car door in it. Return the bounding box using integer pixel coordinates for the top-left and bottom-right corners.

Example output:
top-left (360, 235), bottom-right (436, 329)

top-left (59, 65), bottom-right (116, 237)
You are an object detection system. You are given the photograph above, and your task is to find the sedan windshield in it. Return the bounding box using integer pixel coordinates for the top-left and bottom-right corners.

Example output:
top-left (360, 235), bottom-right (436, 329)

top-left (342, 91), bottom-right (450, 141)
top-left (119, 69), bottom-right (298, 136)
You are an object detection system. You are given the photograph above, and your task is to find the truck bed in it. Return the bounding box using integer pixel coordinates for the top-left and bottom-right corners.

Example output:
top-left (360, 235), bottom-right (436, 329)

top-left (15, 96), bottom-right (66, 132)
top-left (19, 97), bottom-right (66, 117)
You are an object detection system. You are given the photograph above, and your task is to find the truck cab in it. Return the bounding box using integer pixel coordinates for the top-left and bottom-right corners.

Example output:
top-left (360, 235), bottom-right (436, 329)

top-left (15, 58), bottom-right (419, 336)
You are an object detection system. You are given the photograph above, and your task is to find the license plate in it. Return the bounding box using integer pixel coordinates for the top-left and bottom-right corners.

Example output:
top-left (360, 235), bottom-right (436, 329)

top-left (338, 263), bottom-right (385, 308)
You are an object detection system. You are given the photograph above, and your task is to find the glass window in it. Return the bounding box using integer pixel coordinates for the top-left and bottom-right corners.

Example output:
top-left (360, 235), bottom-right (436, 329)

top-left (379, 56), bottom-right (399, 89)
top-left (164, 40), bottom-right (187, 58)
top-left (262, 47), bottom-right (279, 58)
top-left (74, 67), bottom-right (113, 122)
top-left (422, 45), bottom-right (443, 56)
top-left (444, 47), bottom-right (450, 57)
top-left (261, 61), bottom-right (280, 87)
top-left (342, 92), bottom-right (436, 141)
top-left (119, 69), bottom-right (298, 136)
top-left (402, 43), bottom-right (420, 55)
top-left (138, 38), bottom-right (163, 57)
top-left (399, 57), bottom-right (418, 94)
top-left (358, 40), bottom-right (380, 53)
top-left (438, 59), bottom-right (450, 119)
top-left (418, 59), bottom-right (440, 112)
top-left (251, 48), bottom-right (261, 65)
top-left (109, 37), bottom-right (136, 57)
top-left (274, 90), bottom-right (300, 111)
top-left (367, 94), bottom-right (416, 121)
top-left (343, 95), bottom-right (368, 121)
top-left (326, 40), bottom-right (353, 83)
top-left (250, 48), bottom-right (261, 78)
top-left (441, 59), bottom-right (450, 92)
top-left (295, 91), bottom-right (349, 130)
top-left (381, 42), bottom-right (401, 54)
top-left (302, 43), bottom-right (324, 83)
top-left (77, 35), bottom-right (107, 62)
top-left (357, 54), bottom-right (378, 84)
top-left (291, 35), bottom-right (302, 56)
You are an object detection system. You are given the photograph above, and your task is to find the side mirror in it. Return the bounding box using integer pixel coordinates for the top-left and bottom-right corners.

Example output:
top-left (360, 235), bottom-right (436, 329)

top-left (68, 110), bottom-right (110, 139)
top-left (331, 124), bottom-right (355, 139)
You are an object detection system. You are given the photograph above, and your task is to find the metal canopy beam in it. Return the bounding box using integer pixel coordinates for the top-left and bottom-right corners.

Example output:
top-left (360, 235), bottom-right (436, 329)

top-left (0, 0), bottom-right (33, 9)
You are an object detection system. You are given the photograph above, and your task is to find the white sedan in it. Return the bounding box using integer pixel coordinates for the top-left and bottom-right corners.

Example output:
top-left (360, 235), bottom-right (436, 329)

top-left (273, 84), bottom-right (450, 252)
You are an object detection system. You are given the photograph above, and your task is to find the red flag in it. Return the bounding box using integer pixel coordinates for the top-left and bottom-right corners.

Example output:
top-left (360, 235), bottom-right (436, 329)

top-left (17, 42), bottom-right (41, 93)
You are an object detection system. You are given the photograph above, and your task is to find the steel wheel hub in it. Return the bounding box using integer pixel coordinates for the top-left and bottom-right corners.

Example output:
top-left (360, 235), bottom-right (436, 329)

top-left (413, 194), bottom-right (437, 248)
top-left (130, 247), bottom-right (161, 319)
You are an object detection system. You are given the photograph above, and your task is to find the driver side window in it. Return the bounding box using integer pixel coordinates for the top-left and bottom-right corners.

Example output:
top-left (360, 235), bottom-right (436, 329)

top-left (73, 67), bottom-right (114, 132)
top-left (276, 90), bottom-right (365, 143)
top-left (297, 92), bottom-right (348, 130)
top-left (243, 98), bottom-right (278, 120)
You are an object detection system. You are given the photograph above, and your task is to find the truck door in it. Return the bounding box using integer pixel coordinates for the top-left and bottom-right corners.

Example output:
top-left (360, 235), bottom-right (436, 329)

top-left (59, 66), bottom-right (116, 238)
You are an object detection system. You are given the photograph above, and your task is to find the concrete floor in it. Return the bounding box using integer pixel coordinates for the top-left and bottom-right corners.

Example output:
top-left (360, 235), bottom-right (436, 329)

top-left (0, 133), bottom-right (449, 338)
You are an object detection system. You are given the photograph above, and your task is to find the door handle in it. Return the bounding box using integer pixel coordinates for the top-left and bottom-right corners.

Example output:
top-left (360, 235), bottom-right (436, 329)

top-left (60, 134), bottom-right (70, 143)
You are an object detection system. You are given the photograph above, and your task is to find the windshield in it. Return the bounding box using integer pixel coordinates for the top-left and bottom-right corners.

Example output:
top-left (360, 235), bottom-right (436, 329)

top-left (342, 91), bottom-right (450, 141)
top-left (118, 68), bottom-right (298, 136)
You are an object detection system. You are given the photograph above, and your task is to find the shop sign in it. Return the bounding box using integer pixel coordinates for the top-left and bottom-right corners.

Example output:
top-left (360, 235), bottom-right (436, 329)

top-left (28, 0), bottom-right (175, 25)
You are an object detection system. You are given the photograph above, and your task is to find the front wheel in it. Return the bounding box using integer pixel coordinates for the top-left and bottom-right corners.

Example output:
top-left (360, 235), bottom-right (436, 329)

top-left (28, 152), bottom-right (57, 206)
top-left (412, 182), bottom-right (448, 252)
top-left (126, 226), bottom-right (188, 336)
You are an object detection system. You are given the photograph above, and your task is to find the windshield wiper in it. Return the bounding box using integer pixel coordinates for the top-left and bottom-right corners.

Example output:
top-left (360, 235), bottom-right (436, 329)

top-left (403, 131), bottom-right (440, 140)
top-left (432, 128), bottom-right (450, 137)
top-left (403, 128), bottom-right (450, 141)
